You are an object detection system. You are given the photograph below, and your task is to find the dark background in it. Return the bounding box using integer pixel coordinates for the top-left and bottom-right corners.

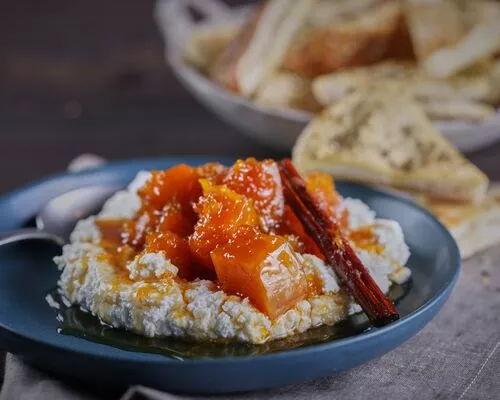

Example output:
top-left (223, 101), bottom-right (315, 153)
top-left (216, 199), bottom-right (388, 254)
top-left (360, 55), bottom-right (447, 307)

top-left (0, 0), bottom-right (499, 196)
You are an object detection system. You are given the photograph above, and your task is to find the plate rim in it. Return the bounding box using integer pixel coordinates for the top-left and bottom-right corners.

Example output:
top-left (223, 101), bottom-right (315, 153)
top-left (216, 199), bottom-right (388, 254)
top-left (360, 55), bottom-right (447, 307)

top-left (0, 157), bottom-right (461, 366)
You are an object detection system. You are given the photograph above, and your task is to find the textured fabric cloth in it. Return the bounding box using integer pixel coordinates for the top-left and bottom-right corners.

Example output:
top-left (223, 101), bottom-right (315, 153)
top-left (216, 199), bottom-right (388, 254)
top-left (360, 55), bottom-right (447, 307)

top-left (1, 247), bottom-right (499, 400)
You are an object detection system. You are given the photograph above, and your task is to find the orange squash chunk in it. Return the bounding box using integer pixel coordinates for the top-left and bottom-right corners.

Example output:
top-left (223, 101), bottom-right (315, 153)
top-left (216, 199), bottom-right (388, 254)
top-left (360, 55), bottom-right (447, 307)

top-left (223, 158), bottom-right (284, 230)
top-left (305, 172), bottom-right (340, 220)
top-left (189, 180), bottom-right (259, 270)
top-left (123, 165), bottom-right (202, 248)
top-left (211, 226), bottom-right (309, 319)
top-left (95, 219), bottom-right (126, 245)
top-left (138, 165), bottom-right (201, 211)
top-left (277, 206), bottom-right (325, 260)
top-left (146, 231), bottom-right (195, 280)
top-left (157, 202), bottom-right (196, 237)
top-left (196, 162), bottom-right (228, 183)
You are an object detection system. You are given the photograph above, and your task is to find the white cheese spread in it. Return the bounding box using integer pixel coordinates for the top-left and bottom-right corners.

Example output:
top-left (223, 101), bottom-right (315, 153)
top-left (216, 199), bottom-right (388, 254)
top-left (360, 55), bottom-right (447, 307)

top-left (54, 171), bottom-right (411, 344)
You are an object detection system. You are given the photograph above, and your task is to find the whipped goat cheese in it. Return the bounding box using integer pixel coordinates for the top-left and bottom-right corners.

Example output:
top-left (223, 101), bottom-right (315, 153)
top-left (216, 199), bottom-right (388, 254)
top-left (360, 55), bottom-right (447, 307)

top-left (54, 171), bottom-right (411, 344)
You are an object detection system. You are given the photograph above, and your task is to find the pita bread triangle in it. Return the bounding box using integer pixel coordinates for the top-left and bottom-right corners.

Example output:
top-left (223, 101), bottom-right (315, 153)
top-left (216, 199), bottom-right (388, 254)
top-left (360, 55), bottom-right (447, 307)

top-left (292, 87), bottom-right (489, 202)
top-left (418, 185), bottom-right (500, 259)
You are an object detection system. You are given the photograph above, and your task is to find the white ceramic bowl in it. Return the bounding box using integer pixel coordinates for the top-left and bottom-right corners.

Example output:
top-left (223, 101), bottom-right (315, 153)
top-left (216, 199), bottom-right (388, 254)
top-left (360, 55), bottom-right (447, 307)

top-left (155, 0), bottom-right (500, 153)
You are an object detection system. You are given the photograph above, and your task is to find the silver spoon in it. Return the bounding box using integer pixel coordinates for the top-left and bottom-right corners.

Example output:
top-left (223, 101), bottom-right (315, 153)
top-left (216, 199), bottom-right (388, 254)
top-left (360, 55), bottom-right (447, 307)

top-left (0, 185), bottom-right (122, 247)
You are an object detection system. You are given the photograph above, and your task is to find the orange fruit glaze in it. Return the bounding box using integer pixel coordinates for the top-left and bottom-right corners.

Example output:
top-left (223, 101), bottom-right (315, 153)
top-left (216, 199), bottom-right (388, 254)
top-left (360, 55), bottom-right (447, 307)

top-left (94, 159), bottom-right (376, 318)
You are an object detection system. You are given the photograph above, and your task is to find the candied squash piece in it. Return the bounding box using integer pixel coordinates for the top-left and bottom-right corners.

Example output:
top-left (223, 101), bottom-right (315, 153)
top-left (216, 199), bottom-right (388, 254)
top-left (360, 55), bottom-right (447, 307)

top-left (189, 180), bottom-right (259, 269)
top-left (138, 165), bottom-right (202, 210)
top-left (196, 162), bottom-right (228, 183)
top-left (305, 172), bottom-right (340, 220)
top-left (95, 219), bottom-right (126, 245)
top-left (124, 165), bottom-right (202, 248)
top-left (211, 226), bottom-right (309, 319)
top-left (157, 202), bottom-right (196, 237)
top-left (146, 231), bottom-right (195, 280)
top-left (223, 158), bottom-right (284, 230)
top-left (277, 206), bottom-right (325, 260)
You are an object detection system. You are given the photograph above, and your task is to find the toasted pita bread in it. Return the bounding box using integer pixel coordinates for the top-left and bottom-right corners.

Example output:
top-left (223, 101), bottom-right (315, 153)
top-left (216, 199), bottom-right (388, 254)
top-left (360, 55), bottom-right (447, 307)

top-left (404, 0), bottom-right (466, 62)
top-left (488, 59), bottom-right (500, 104)
top-left (183, 23), bottom-right (240, 74)
top-left (384, 5), bottom-right (417, 61)
top-left (312, 60), bottom-right (498, 120)
top-left (253, 72), bottom-right (321, 112)
top-left (423, 19), bottom-right (500, 78)
top-left (211, 0), bottom-right (315, 97)
top-left (420, 99), bottom-right (495, 121)
top-left (292, 88), bottom-right (489, 202)
top-left (411, 61), bottom-right (495, 102)
top-left (307, 0), bottom-right (384, 26)
top-left (313, 60), bottom-right (495, 102)
top-left (282, 1), bottom-right (408, 77)
top-left (460, 0), bottom-right (500, 31)
top-left (312, 57), bottom-right (500, 115)
top-left (312, 61), bottom-right (415, 105)
top-left (418, 185), bottom-right (500, 259)
top-left (403, 0), bottom-right (465, 63)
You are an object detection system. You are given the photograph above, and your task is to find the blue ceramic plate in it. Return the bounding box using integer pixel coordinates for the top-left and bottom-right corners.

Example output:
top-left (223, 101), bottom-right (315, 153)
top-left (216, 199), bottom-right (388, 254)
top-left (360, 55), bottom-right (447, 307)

top-left (0, 157), bottom-right (460, 394)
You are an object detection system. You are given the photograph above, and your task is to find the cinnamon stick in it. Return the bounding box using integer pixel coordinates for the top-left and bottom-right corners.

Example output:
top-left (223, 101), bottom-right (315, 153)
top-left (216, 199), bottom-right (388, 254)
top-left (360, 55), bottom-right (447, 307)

top-left (279, 158), bottom-right (399, 327)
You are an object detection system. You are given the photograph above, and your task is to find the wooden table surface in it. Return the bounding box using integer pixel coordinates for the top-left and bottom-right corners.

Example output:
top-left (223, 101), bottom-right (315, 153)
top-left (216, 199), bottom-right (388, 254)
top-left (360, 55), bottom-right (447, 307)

top-left (1, 0), bottom-right (499, 196)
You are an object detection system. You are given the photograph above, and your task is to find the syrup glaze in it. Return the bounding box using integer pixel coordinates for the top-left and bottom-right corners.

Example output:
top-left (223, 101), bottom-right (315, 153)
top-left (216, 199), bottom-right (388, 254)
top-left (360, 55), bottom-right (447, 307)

top-left (47, 280), bottom-right (410, 359)
top-left (75, 160), bottom-right (381, 320)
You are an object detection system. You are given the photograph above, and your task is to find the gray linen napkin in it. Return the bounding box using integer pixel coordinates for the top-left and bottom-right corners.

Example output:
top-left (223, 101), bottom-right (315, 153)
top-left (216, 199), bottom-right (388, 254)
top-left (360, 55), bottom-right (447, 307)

top-left (0, 355), bottom-right (99, 400)
top-left (1, 156), bottom-right (499, 400)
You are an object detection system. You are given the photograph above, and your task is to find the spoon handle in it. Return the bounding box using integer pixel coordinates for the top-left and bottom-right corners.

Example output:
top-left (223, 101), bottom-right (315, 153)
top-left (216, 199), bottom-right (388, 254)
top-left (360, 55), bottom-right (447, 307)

top-left (0, 229), bottom-right (64, 247)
